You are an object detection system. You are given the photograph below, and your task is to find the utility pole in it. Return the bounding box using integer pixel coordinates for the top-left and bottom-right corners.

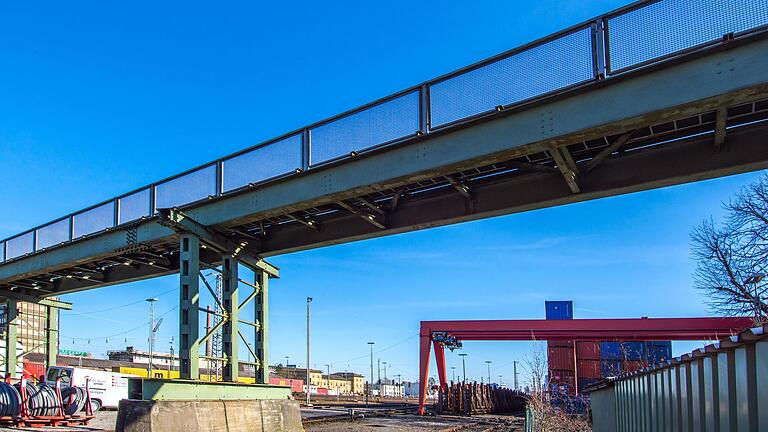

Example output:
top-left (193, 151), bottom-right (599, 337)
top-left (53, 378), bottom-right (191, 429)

top-left (451, 367), bottom-right (456, 382)
top-left (459, 353), bottom-right (467, 382)
top-left (325, 364), bottom-right (330, 389)
top-left (367, 342), bottom-right (375, 406)
top-left (498, 375), bottom-right (503, 387)
top-left (513, 361), bottom-right (519, 391)
top-left (146, 298), bottom-right (158, 377)
top-left (306, 297), bottom-right (313, 406)
top-left (377, 359), bottom-right (381, 386)
top-left (485, 361), bottom-right (492, 384)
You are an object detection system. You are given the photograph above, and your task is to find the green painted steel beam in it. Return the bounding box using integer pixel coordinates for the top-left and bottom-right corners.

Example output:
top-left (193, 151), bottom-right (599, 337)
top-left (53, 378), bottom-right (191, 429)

top-left (45, 305), bottom-right (59, 370)
top-left (134, 378), bottom-right (291, 401)
top-left (159, 209), bottom-right (279, 278)
top-left (255, 271), bottom-right (268, 384)
top-left (178, 234), bottom-right (201, 380)
top-left (221, 255), bottom-right (239, 382)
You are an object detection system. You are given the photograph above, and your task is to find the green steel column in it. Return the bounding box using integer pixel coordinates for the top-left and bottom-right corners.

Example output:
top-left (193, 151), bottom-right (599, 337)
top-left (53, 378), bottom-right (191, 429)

top-left (178, 234), bottom-right (200, 380)
top-left (255, 271), bottom-right (268, 384)
top-left (222, 255), bottom-right (239, 382)
top-left (5, 299), bottom-right (17, 379)
top-left (45, 305), bottom-right (59, 370)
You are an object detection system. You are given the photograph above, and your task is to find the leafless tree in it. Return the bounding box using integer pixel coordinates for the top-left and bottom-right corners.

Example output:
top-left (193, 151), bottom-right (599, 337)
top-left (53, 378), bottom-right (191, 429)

top-left (691, 174), bottom-right (768, 321)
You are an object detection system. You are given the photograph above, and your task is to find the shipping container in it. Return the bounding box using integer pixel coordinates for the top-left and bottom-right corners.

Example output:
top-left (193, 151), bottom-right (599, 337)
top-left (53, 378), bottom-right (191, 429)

top-left (600, 360), bottom-right (624, 377)
top-left (576, 359), bottom-right (601, 379)
top-left (545, 301), bottom-right (573, 320)
top-left (621, 341), bottom-right (645, 360)
top-left (548, 340), bottom-right (574, 349)
top-left (600, 342), bottom-right (622, 360)
top-left (548, 345), bottom-right (575, 371)
top-left (623, 360), bottom-right (647, 374)
top-left (646, 343), bottom-right (672, 364)
top-left (576, 341), bottom-right (600, 360)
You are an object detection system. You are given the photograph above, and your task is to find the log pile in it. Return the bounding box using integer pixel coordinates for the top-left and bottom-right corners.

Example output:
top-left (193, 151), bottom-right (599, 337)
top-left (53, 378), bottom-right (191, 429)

top-left (437, 382), bottom-right (525, 415)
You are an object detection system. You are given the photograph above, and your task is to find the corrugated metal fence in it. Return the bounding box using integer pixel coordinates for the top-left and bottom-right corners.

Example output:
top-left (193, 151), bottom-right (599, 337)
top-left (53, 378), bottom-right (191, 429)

top-left (589, 324), bottom-right (768, 432)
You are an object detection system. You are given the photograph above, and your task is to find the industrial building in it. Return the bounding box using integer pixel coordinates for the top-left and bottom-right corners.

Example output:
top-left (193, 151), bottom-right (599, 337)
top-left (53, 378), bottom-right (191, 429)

top-left (545, 301), bottom-right (672, 393)
top-left (0, 300), bottom-right (58, 355)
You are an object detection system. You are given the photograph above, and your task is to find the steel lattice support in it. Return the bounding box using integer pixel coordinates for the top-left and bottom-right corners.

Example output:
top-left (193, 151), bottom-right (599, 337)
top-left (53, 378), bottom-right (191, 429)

top-left (4, 299), bottom-right (18, 378)
top-left (254, 270), bottom-right (269, 384)
top-left (178, 234), bottom-right (201, 380)
top-left (221, 255), bottom-right (239, 382)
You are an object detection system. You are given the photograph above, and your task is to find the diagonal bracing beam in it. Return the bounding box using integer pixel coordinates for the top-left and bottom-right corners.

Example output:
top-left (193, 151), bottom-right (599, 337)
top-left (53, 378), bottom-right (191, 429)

top-left (550, 146), bottom-right (581, 193)
top-left (584, 130), bottom-right (638, 173)
top-left (337, 201), bottom-right (386, 229)
top-left (158, 209), bottom-right (279, 278)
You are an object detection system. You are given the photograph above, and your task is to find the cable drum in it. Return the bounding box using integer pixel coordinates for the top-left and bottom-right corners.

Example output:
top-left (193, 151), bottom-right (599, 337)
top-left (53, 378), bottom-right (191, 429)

top-left (0, 382), bottom-right (21, 417)
top-left (15, 383), bottom-right (60, 417)
top-left (61, 386), bottom-right (88, 415)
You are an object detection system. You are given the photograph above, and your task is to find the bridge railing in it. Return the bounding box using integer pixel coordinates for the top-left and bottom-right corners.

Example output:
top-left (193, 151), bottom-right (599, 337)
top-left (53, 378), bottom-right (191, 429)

top-left (2, 0), bottom-right (767, 263)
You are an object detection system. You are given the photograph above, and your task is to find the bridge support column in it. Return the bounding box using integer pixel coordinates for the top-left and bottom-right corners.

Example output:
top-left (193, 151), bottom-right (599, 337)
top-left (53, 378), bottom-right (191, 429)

top-left (45, 304), bottom-right (59, 371)
top-left (255, 270), bottom-right (269, 384)
top-left (222, 255), bottom-right (239, 382)
top-left (179, 234), bottom-right (201, 380)
top-left (4, 299), bottom-right (18, 379)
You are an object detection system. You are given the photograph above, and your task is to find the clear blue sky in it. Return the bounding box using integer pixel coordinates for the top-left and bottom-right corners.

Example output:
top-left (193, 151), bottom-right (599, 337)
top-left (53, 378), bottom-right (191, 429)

top-left (0, 0), bottom-right (760, 385)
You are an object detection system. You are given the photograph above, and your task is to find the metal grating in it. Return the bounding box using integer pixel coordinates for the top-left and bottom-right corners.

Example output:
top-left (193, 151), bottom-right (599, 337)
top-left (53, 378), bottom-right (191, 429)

top-left (118, 189), bottom-right (151, 224)
top-left (607, 0), bottom-right (768, 73)
top-left (155, 165), bottom-right (217, 209)
top-left (5, 232), bottom-right (34, 261)
top-left (223, 134), bottom-right (303, 192)
top-left (309, 91), bottom-right (420, 165)
top-left (35, 219), bottom-right (70, 250)
top-left (429, 26), bottom-right (595, 128)
top-left (72, 202), bottom-right (114, 238)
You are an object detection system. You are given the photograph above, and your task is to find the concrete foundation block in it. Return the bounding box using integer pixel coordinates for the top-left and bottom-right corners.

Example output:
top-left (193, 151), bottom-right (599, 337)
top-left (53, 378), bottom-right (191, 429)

top-left (116, 399), bottom-right (303, 432)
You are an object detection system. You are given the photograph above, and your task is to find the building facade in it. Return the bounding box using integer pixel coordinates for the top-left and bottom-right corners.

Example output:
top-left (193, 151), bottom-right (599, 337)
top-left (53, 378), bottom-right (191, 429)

top-left (0, 300), bottom-right (58, 355)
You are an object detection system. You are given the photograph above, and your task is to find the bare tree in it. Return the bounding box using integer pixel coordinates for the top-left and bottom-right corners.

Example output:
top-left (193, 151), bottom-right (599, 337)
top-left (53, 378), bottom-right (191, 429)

top-left (691, 174), bottom-right (768, 320)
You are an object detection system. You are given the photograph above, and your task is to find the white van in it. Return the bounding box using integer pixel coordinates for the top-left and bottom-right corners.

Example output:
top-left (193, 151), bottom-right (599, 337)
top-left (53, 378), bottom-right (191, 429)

top-left (45, 366), bottom-right (138, 411)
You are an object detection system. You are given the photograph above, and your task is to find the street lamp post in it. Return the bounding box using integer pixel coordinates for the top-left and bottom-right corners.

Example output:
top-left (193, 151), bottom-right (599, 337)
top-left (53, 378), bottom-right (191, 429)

top-left (367, 342), bottom-right (375, 407)
top-left (451, 367), bottom-right (456, 382)
top-left (306, 297), bottom-right (313, 406)
top-left (146, 298), bottom-right (158, 377)
top-left (485, 361), bottom-right (492, 384)
top-left (458, 353), bottom-right (467, 382)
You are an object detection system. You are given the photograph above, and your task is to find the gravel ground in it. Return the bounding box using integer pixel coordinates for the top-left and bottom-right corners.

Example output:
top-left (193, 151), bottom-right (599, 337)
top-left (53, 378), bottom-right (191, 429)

top-left (305, 413), bottom-right (524, 432)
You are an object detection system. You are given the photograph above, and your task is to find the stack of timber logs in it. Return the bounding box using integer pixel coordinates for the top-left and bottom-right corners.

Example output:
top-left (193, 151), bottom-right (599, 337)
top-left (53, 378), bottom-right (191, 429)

top-left (437, 382), bottom-right (525, 415)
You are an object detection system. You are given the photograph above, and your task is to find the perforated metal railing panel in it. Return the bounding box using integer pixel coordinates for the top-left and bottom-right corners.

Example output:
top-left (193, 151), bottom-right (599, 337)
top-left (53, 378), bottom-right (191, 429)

top-left (222, 134), bottom-right (303, 192)
top-left (309, 91), bottom-right (420, 165)
top-left (607, 0), bottom-right (768, 73)
top-left (429, 26), bottom-right (595, 128)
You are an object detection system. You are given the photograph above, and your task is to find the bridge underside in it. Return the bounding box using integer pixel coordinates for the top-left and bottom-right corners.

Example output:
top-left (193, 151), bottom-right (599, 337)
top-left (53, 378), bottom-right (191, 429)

top-left (2, 36), bottom-right (768, 299)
